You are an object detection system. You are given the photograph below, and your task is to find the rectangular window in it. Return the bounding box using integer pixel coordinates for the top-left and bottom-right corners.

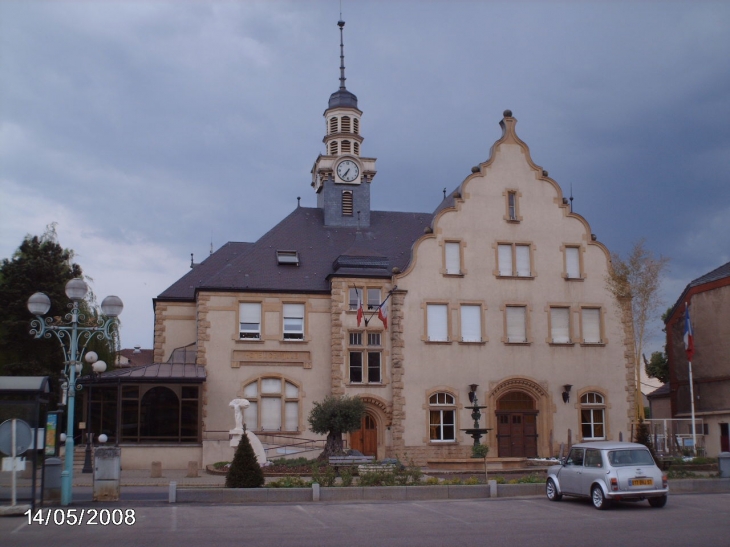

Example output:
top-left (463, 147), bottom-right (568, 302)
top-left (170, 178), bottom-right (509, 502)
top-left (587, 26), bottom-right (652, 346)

top-left (460, 305), bottom-right (482, 342)
top-left (565, 246), bottom-right (581, 279)
top-left (367, 288), bottom-right (381, 310)
top-left (282, 303), bottom-right (305, 340)
top-left (508, 191), bottom-right (517, 220)
top-left (350, 332), bottom-right (363, 346)
top-left (349, 351), bottom-right (363, 383)
top-left (445, 241), bottom-right (461, 275)
top-left (582, 308), bottom-right (602, 344)
top-left (367, 352), bottom-right (381, 383)
top-left (550, 307), bottom-right (571, 344)
top-left (497, 243), bottom-right (531, 277)
top-left (581, 409), bottom-right (605, 439)
top-left (285, 402), bottom-right (298, 431)
top-left (427, 304), bottom-right (449, 342)
top-left (506, 306), bottom-right (527, 343)
top-left (239, 303), bottom-right (261, 339)
top-left (349, 288), bottom-right (359, 311)
top-left (368, 332), bottom-right (381, 346)
top-left (430, 410), bottom-right (455, 441)
top-left (261, 397), bottom-right (282, 431)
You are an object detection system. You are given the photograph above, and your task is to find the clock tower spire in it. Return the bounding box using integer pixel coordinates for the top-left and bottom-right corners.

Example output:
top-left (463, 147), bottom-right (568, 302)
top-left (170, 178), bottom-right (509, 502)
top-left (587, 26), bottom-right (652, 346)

top-left (312, 19), bottom-right (377, 227)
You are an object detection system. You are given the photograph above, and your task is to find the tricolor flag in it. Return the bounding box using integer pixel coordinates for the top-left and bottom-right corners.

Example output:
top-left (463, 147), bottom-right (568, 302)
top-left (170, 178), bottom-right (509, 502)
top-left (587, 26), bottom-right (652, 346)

top-left (356, 289), bottom-right (364, 327)
top-left (378, 300), bottom-right (388, 329)
top-left (684, 303), bottom-right (694, 361)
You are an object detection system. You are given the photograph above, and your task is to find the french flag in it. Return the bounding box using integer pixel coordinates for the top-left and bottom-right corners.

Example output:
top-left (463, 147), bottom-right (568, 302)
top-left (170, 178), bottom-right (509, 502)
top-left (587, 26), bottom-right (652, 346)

top-left (684, 303), bottom-right (694, 361)
top-left (356, 289), bottom-right (364, 327)
top-left (378, 300), bottom-right (388, 330)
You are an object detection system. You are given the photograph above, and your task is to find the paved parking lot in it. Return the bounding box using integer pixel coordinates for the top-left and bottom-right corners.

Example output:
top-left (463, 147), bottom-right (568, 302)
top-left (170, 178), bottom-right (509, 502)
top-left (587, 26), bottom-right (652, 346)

top-left (2, 493), bottom-right (729, 547)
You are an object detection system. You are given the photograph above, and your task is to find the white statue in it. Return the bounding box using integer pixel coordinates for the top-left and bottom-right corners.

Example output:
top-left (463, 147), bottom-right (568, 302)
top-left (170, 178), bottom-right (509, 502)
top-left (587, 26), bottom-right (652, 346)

top-left (229, 398), bottom-right (250, 432)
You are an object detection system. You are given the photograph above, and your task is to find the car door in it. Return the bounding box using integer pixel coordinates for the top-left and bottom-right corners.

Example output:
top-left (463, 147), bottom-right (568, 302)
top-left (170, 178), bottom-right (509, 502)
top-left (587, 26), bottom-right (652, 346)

top-left (581, 448), bottom-right (606, 494)
top-left (559, 448), bottom-right (585, 495)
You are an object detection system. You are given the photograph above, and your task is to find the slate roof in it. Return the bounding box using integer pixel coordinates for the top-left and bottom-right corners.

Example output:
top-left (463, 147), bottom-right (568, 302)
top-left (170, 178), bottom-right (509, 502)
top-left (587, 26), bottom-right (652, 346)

top-left (646, 383), bottom-right (670, 399)
top-left (667, 260), bottom-right (730, 322)
top-left (117, 348), bottom-right (154, 368)
top-left (157, 206), bottom-right (433, 301)
top-left (79, 363), bottom-right (206, 384)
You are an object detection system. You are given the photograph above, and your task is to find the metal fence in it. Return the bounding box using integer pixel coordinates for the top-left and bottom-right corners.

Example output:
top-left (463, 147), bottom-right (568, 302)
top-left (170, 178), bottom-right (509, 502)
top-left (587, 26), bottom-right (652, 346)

top-left (644, 419), bottom-right (706, 456)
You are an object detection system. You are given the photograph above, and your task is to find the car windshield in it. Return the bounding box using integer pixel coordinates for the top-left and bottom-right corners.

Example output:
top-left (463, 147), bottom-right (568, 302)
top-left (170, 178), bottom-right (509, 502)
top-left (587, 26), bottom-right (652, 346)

top-left (607, 449), bottom-right (655, 467)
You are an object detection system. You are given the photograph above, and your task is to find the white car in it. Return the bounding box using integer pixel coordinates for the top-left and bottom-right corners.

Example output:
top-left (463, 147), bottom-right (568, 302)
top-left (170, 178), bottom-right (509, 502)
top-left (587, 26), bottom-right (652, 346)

top-left (546, 441), bottom-right (668, 509)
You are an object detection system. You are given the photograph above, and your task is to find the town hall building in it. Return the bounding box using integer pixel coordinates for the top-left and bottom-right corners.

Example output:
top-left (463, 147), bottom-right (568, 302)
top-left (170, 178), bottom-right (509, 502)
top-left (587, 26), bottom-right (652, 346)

top-left (101, 21), bottom-right (636, 469)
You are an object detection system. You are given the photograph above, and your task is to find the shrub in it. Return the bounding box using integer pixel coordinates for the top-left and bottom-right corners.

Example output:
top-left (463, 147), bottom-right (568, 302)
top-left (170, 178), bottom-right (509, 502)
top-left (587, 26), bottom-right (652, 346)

top-left (267, 476), bottom-right (311, 488)
top-left (339, 467), bottom-right (354, 487)
top-left (425, 477), bottom-right (440, 485)
top-left (226, 434), bottom-right (265, 488)
top-left (311, 463), bottom-right (337, 487)
top-left (471, 444), bottom-right (489, 459)
top-left (464, 476), bottom-right (480, 485)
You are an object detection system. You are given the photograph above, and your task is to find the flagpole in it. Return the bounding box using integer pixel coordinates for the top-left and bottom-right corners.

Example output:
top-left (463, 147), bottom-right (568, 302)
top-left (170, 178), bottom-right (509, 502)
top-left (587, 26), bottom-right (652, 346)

top-left (688, 358), bottom-right (697, 455)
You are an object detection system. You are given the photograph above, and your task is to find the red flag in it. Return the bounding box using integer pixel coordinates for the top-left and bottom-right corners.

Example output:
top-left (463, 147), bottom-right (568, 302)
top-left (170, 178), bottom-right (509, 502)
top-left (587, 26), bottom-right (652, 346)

top-left (378, 300), bottom-right (388, 329)
top-left (356, 289), bottom-right (363, 327)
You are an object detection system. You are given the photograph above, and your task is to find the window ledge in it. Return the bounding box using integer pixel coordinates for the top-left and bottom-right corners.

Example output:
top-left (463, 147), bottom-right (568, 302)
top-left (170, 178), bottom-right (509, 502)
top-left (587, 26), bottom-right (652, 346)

top-left (281, 339), bottom-right (308, 344)
top-left (505, 219), bottom-right (521, 224)
top-left (549, 342), bottom-right (575, 347)
top-left (458, 340), bottom-right (487, 345)
top-left (580, 342), bottom-right (606, 347)
top-left (443, 273), bottom-right (464, 278)
top-left (425, 340), bottom-right (452, 345)
top-left (504, 341), bottom-right (531, 346)
top-left (497, 275), bottom-right (535, 280)
top-left (345, 383), bottom-right (386, 388)
top-left (236, 338), bottom-right (264, 344)
top-left (564, 276), bottom-right (584, 282)
top-left (429, 440), bottom-right (458, 445)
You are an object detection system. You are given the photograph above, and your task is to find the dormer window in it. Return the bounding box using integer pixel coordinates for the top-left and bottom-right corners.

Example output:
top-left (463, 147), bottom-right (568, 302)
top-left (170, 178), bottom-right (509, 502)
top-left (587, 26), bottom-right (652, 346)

top-left (276, 250), bottom-right (299, 265)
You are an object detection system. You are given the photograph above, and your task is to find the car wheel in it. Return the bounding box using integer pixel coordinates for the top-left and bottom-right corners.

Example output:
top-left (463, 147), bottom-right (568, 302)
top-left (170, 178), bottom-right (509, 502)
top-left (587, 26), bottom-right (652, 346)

top-left (546, 478), bottom-right (562, 501)
top-left (591, 485), bottom-right (610, 510)
top-left (648, 495), bottom-right (667, 508)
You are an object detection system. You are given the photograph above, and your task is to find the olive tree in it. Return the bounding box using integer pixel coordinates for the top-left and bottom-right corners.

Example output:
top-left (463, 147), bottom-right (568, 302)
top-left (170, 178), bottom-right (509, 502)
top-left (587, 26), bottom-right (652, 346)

top-left (308, 395), bottom-right (365, 459)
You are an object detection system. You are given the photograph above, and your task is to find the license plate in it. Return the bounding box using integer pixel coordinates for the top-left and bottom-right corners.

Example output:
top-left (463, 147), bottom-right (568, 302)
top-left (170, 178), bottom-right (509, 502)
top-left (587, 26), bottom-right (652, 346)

top-left (630, 479), bottom-right (653, 486)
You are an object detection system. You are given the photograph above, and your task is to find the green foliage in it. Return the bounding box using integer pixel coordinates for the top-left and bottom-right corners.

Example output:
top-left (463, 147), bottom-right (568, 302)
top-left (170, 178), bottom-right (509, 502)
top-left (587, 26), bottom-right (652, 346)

top-left (213, 461), bottom-right (230, 469)
top-left (308, 395), bottom-right (365, 457)
top-left (667, 468), bottom-right (701, 479)
top-left (507, 473), bottom-right (544, 484)
top-left (311, 463), bottom-right (337, 487)
top-left (226, 434), bottom-right (265, 488)
top-left (266, 476), bottom-right (311, 488)
top-left (441, 477), bottom-right (463, 485)
top-left (424, 477), bottom-right (440, 485)
top-left (0, 225), bottom-right (119, 407)
top-left (633, 418), bottom-right (658, 462)
top-left (269, 457), bottom-right (316, 468)
top-left (339, 467), bottom-right (354, 487)
top-left (471, 444), bottom-right (489, 458)
top-left (644, 351), bottom-right (669, 384)
top-left (358, 470), bottom-right (396, 486)
top-left (463, 476), bottom-right (480, 485)
top-left (492, 476), bottom-right (506, 484)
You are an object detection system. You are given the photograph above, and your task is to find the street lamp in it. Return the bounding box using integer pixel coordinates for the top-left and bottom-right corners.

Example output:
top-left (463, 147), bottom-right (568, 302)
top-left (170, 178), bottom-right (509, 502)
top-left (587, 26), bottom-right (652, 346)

top-left (28, 278), bottom-right (122, 506)
top-left (81, 352), bottom-right (107, 474)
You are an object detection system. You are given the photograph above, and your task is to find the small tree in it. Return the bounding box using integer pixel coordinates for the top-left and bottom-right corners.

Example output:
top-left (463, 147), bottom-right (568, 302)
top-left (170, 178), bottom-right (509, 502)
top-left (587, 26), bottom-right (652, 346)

top-left (226, 433), bottom-right (264, 488)
top-left (634, 418), bottom-right (658, 463)
top-left (606, 239), bottom-right (669, 420)
top-left (308, 395), bottom-right (365, 459)
top-left (644, 351), bottom-right (669, 385)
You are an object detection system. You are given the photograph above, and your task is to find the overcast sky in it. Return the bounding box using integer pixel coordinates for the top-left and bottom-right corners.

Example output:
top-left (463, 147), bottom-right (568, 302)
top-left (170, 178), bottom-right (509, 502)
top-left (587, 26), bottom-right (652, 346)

top-left (1, 1), bottom-right (728, 390)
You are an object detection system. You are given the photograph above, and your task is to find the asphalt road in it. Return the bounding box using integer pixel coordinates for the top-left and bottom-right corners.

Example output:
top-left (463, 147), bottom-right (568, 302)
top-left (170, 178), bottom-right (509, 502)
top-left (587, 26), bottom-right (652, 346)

top-left (2, 493), bottom-right (729, 547)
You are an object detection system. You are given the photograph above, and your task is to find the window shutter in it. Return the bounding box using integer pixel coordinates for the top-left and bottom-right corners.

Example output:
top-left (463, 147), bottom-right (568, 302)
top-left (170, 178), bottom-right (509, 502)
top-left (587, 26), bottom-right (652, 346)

top-left (460, 305), bottom-right (481, 342)
top-left (240, 303), bottom-right (261, 323)
top-left (582, 308), bottom-right (601, 343)
top-left (445, 242), bottom-right (460, 274)
top-left (516, 245), bottom-right (531, 276)
top-left (566, 247), bottom-right (580, 279)
top-left (427, 304), bottom-right (449, 341)
top-left (498, 244), bottom-right (512, 276)
top-left (551, 308), bottom-right (571, 343)
top-left (285, 402), bottom-right (298, 431)
top-left (261, 398), bottom-right (281, 430)
top-left (506, 306), bottom-right (527, 343)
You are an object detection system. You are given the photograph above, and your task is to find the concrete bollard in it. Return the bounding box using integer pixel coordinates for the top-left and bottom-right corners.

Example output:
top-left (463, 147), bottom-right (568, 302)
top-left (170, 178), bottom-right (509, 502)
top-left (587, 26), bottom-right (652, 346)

top-left (186, 460), bottom-right (199, 478)
top-left (488, 479), bottom-right (497, 498)
top-left (151, 461), bottom-right (162, 478)
top-left (312, 482), bottom-right (320, 502)
top-left (169, 481), bottom-right (177, 503)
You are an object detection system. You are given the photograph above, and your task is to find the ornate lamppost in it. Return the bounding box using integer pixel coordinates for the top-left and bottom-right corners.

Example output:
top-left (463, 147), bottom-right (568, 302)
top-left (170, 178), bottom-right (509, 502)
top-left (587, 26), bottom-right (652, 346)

top-left (28, 278), bottom-right (122, 506)
top-left (81, 352), bottom-right (107, 474)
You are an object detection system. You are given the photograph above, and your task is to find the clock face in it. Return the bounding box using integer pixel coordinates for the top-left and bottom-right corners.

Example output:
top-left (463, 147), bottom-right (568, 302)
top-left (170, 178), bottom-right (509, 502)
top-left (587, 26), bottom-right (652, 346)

top-left (337, 160), bottom-right (360, 182)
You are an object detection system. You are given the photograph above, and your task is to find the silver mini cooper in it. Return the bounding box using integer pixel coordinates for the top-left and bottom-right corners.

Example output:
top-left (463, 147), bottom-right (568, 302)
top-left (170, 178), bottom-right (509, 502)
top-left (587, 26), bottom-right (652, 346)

top-left (545, 441), bottom-right (668, 509)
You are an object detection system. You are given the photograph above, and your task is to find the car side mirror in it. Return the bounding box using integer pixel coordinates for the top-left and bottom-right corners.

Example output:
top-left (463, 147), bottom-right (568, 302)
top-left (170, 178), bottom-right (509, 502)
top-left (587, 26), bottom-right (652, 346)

top-left (559, 457), bottom-right (566, 466)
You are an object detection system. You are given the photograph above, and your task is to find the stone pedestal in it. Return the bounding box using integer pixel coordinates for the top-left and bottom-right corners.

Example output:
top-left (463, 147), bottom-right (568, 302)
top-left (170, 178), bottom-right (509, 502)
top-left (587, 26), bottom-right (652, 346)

top-left (229, 429), bottom-right (267, 465)
top-left (93, 447), bottom-right (121, 502)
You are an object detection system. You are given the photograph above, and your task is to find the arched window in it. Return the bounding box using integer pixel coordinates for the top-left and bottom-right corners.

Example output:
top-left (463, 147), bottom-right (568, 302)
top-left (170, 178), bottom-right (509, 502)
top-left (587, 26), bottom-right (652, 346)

top-left (140, 386), bottom-right (180, 440)
top-left (353, 142), bottom-right (360, 156)
top-left (353, 117), bottom-right (359, 134)
top-left (329, 141), bottom-right (338, 155)
top-left (341, 116), bottom-right (351, 133)
top-left (580, 392), bottom-right (606, 440)
top-left (341, 140), bottom-right (351, 154)
top-left (497, 391), bottom-right (535, 410)
top-left (329, 116), bottom-right (338, 134)
top-left (429, 392), bottom-right (456, 442)
top-left (342, 191), bottom-right (353, 216)
top-left (242, 377), bottom-right (300, 432)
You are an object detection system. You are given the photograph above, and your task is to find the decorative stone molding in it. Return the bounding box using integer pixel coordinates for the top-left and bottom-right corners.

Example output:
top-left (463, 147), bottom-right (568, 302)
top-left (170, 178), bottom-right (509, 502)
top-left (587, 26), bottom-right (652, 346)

top-left (389, 289), bottom-right (407, 453)
top-left (330, 280), bottom-right (347, 396)
top-left (196, 295), bottom-right (210, 366)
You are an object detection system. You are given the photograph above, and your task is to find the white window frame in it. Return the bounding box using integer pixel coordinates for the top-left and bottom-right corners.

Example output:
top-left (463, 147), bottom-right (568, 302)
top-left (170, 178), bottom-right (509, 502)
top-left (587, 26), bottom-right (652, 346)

top-left (497, 243), bottom-right (532, 278)
top-left (580, 392), bottom-right (606, 440)
top-left (444, 241), bottom-right (462, 275)
top-left (429, 392), bottom-right (456, 442)
top-left (549, 306), bottom-right (572, 344)
top-left (565, 246), bottom-right (582, 280)
top-left (239, 303), bottom-right (262, 340)
top-left (282, 303), bottom-right (305, 340)
top-left (460, 304), bottom-right (482, 343)
top-left (505, 305), bottom-right (528, 344)
top-left (367, 288), bottom-right (381, 311)
top-left (242, 377), bottom-right (300, 433)
top-left (581, 307), bottom-right (603, 344)
top-left (348, 331), bottom-right (382, 384)
top-left (426, 303), bottom-right (449, 342)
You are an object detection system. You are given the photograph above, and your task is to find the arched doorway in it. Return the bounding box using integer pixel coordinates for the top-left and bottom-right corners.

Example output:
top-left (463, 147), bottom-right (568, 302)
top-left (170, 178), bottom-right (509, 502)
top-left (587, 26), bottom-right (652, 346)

top-left (350, 413), bottom-right (378, 456)
top-left (496, 391), bottom-right (538, 457)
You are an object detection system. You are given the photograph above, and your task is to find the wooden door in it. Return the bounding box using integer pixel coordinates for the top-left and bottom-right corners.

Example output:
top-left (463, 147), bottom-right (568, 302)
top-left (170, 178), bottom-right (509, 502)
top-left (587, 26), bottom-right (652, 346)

top-left (721, 423), bottom-right (729, 453)
top-left (496, 412), bottom-right (538, 457)
top-left (350, 414), bottom-right (378, 456)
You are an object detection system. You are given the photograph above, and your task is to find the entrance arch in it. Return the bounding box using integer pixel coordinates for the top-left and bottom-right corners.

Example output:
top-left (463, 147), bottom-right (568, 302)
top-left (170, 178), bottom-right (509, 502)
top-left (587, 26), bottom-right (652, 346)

top-left (496, 391), bottom-right (538, 457)
top-left (350, 413), bottom-right (378, 456)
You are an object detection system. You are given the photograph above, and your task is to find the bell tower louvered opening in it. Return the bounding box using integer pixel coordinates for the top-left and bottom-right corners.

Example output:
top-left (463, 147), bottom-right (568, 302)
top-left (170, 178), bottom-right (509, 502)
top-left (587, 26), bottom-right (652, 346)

top-left (342, 190), bottom-right (353, 216)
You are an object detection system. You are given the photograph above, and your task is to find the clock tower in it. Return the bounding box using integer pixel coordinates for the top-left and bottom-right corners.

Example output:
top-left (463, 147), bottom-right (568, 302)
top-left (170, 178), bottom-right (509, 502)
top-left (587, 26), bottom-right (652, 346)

top-left (312, 20), bottom-right (377, 227)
